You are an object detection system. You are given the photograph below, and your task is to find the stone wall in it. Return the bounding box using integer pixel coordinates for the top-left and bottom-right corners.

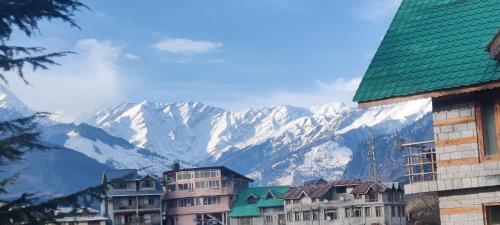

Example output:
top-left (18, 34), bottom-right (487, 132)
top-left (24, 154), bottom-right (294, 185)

top-left (439, 187), bottom-right (500, 225)
top-left (433, 100), bottom-right (500, 191)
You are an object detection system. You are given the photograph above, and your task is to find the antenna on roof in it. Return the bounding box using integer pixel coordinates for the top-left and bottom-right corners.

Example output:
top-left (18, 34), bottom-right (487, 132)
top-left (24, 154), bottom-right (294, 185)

top-left (367, 130), bottom-right (378, 181)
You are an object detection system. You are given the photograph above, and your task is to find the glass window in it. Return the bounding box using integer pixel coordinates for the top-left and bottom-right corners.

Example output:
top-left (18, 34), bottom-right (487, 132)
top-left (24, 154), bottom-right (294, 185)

top-left (294, 212), bottom-right (300, 221)
top-left (481, 98), bottom-right (498, 156)
top-left (286, 212), bottom-right (292, 222)
top-left (486, 205), bottom-right (500, 225)
top-left (365, 207), bottom-right (371, 217)
top-left (375, 206), bottom-right (382, 217)
top-left (264, 216), bottom-right (273, 224)
top-left (302, 211), bottom-right (310, 221)
top-left (312, 210), bottom-right (319, 221)
top-left (324, 209), bottom-right (337, 221)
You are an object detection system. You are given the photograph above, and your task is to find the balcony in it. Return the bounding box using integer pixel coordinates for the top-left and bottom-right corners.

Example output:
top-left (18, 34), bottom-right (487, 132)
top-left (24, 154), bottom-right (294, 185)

top-left (398, 140), bottom-right (438, 194)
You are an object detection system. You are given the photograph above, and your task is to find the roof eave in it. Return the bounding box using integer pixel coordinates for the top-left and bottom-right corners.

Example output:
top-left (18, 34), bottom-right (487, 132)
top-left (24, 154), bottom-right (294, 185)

top-left (357, 80), bottom-right (500, 109)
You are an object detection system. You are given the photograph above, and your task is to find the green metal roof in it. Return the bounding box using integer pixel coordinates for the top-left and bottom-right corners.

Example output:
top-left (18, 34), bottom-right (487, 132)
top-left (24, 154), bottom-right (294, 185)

top-left (353, 0), bottom-right (500, 104)
top-left (229, 186), bottom-right (289, 218)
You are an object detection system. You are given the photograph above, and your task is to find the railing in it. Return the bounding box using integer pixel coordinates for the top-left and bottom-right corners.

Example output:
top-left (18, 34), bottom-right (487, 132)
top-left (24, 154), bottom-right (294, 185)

top-left (400, 141), bottom-right (436, 184)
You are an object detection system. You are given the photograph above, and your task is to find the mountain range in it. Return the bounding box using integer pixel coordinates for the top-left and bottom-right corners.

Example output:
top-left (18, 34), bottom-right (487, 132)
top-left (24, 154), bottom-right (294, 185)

top-left (0, 85), bottom-right (433, 197)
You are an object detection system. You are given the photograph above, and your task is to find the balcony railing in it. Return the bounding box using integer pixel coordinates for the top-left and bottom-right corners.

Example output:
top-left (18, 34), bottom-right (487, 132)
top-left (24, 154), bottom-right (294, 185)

top-left (400, 141), bottom-right (436, 184)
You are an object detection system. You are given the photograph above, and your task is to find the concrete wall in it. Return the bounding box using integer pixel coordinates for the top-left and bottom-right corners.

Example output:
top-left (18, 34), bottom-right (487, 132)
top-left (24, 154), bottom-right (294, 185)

top-left (283, 195), bottom-right (406, 225)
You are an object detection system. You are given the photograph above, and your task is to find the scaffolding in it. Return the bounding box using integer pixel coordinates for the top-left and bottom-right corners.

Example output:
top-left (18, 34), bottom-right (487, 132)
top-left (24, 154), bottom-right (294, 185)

top-left (399, 140), bottom-right (436, 184)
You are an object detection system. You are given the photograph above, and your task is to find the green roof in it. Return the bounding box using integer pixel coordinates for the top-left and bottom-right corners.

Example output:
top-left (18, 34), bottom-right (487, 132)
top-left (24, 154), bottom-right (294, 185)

top-left (354, 0), bottom-right (500, 104)
top-left (229, 186), bottom-right (289, 218)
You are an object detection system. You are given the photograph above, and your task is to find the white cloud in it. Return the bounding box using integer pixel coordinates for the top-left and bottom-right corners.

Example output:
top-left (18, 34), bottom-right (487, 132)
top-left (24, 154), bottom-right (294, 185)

top-left (152, 37), bottom-right (222, 55)
top-left (124, 53), bottom-right (140, 61)
top-left (224, 77), bottom-right (362, 109)
top-left (7, 39), bottom-right (125, 121)
top-left (359, 0), bottom-right (402, 23)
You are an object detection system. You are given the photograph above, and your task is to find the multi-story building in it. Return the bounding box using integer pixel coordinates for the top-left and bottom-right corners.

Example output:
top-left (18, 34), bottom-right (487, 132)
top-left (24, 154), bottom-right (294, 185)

top-left (282, 180), bottom-right (406, 225)
top-left (101, 169), bottom-right (163, 225)
top-left (353, 0), bottom-right (500, 224)
top-left (162, 166), bottom-right (253, 225)
top-left (229, 186), bottom-right (290, 225)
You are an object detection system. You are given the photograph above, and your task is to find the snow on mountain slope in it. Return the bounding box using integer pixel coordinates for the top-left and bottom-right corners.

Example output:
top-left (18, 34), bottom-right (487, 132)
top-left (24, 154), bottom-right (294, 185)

top-left (0, 85), bottom-right (34, 120)
top-left (88, 99), bottom-right (431, 165)
top-left (0, 83), bottom-right (433, 186)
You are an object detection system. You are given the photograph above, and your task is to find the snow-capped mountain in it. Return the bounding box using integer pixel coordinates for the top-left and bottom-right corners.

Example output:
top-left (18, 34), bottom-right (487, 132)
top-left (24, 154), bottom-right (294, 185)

top-left (86, 98), bottom-right (432, 185)
top-left (0, 83), bottom-right (434, 193)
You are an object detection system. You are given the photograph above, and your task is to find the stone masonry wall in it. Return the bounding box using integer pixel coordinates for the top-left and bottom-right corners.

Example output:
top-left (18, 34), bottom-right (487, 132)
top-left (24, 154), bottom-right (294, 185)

top-left (433, 101), bottom-right (500, 191)
top-left (439, 187), bottom-right (500, 225)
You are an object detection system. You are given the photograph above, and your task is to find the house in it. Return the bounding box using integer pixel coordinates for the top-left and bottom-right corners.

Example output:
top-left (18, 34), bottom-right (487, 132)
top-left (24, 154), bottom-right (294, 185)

top-left (282, 180), bottom-right (406, 225)
top-left (101, 169), bottom-right (163, 225)
top-left (162, 166), bottom-right (253, 225)
top-left (303, 178), bottom-right (328, 186)
top-left (353, 0), bottom-right (500, 224)
top-left (47, 207), bottom-right (107, 225)
top-left (229, 186), bottom-right (290, 225)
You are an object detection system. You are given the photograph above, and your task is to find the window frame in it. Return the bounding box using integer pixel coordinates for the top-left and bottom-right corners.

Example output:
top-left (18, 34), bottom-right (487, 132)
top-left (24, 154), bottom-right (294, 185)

top-left (484, 203), bottom-right (500, 225)
top-left (475, 96), bottom-right (500, 162)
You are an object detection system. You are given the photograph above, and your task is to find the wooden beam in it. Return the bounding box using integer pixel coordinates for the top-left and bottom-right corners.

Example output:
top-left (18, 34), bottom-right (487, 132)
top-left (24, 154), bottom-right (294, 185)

top-left (435, 137), bottom-right (478, 147)
top-left (357, 81), bottom-right (500, 109)
top-left (440, 207), bottom-right (482, 215)
top-left (433, 116), bottom-right (475, 127)
top-left (436, 157), bottom-right (478, 168)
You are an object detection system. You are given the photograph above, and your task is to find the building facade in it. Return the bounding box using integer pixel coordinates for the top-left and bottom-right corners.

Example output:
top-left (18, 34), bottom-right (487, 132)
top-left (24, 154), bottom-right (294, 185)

top-left (282, 180), bottom-right (406, 225)
top-left (101, 169), bottom-right (163, 225)
top-left (162, 166), bottom-right (253, 225)
top-left (229, 186), bottom-right (290, 225)
top-left (48, 207), bottom-right (107, 225)
top-left (353, 0), bottom-right (500, 224)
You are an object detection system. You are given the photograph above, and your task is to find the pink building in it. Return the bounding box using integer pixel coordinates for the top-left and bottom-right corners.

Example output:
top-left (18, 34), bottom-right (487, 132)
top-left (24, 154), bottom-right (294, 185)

top-left (162, 166), bottom-right (253, 225)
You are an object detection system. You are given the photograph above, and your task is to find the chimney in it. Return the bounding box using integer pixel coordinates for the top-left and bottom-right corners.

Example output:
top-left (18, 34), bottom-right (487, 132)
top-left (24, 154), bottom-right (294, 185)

top-left (488, 30), bottom-right (500, 61)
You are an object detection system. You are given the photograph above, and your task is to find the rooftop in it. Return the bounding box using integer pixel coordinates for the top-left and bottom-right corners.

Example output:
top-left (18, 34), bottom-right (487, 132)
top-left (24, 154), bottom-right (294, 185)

top-left (229, 186), bottom-right (290, 218)
top-left (354, 0), bottom-right (500, 106)
top-left (164, 166), bottom-right (253, 181)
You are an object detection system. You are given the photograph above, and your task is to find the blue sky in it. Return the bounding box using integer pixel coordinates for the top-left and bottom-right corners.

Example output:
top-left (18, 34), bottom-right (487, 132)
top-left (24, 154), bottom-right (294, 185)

top-left (7, 0), bottom-right (401, 120)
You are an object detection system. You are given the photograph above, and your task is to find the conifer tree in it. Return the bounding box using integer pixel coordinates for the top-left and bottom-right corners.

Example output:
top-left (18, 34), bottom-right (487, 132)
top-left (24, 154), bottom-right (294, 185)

top-left (0, 1), bottom-right (112, 225)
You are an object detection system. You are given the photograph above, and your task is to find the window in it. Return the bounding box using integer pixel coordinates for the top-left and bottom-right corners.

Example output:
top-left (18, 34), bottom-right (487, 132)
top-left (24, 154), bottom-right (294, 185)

top-left (375, 206), bottom-right (382, 217)
top-left (477, 96), bottom-right (500, 160)
top-left (365, 207), bottom-right (371, 217)
top-left (143, 179), bottom-right (152, 188)
top-left (167, 200), bottom-right (177, 208)
top-left (312, 210), bottom-right (319, 221)
top-left (401, 206), bottom-right (405, 217)
top-left (324, 209), bottom-right (337, 221)
top-left (178, 198), bottom-right (194, 207)
top-left (302, 211), bottom-right (310, 221)
top-left (353, 208), bottom-right (362, 217)
top-left (203, 196), bottom-right (221, 205)
top-left (238, 218), bottom-right (251, 225)
top-left (292, 199), bottom-right (299, 204)
top-left (278, 214), bottom-right (286, 225)
top-left (176, 171), bottom-right (192, 180)
top-left (195, 170), bottom-right (219, 178)
top-left (391, 206), bottom-right (396, 217)
top-left (178, 183), bottom-right (189, 191)
top-left (294, 212), bottom-right (300, 221)
top-left (264, 216), bottom-right (273, 224)
top-left (345, 208), bottom-right (351, 218)
top-left (286, 212), bottom-right (292, 222)
top-left (148, 197), bottom-right (155, 205)
top-left (247, 195), bottom-right (258, 204)
top-left (486, 205), bottom-right (500, 225)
